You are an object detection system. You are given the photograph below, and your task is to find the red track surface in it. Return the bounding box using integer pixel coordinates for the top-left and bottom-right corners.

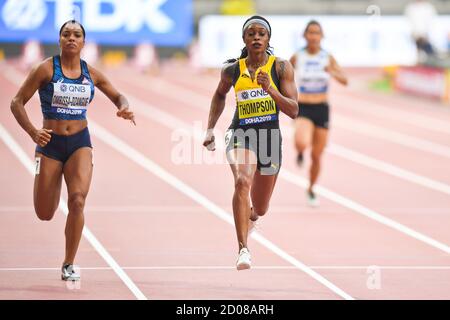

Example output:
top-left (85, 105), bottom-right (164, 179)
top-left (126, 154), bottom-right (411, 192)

top-left (0, 60), bottom-right (449, 299)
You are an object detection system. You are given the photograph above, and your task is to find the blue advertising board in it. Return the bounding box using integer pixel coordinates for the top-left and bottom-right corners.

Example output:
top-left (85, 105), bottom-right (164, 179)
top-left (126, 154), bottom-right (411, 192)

top-left (0, 0), bottom-right (193, 46)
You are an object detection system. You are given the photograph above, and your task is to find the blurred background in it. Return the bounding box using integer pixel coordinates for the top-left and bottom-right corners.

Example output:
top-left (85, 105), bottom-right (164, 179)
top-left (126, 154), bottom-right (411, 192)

top-left (0, 0), bottom-right (450, 103)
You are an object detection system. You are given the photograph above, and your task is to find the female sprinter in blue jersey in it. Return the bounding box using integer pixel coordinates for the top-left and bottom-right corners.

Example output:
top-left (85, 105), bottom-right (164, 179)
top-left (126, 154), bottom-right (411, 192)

top-left (290, 20), bottom-right (348, 207)
top-left (10, 20), bottom-right (136, 281)
top-left (203, 16), bottom-right (298, 270)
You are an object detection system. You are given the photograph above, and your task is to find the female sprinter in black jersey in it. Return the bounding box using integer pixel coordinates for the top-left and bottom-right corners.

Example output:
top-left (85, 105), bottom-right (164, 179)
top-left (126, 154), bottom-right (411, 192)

top-left (290, 20), bottom-right (348, 207)
top-left (203, 16), bottom-right (298, 270)
top-left (10, 20), bottom-right (135, 281)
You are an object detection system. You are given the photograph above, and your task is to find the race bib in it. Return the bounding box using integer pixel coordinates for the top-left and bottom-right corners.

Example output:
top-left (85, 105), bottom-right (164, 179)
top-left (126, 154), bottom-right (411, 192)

top-left (236, 88), bottom-right (277, 125)
top-left (224, 129), bottom-right (233, 147)
top-left (52, 83), bottom-right (91, 115)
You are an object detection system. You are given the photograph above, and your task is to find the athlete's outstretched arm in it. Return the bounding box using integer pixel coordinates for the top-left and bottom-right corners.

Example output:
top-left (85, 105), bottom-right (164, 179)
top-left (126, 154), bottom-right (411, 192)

top-left (256, 58), bottom-right (298, 119)
top-left (10, 59), bottom-right (53, 147)
top-left (326, 55), bottom-right (348, 86)
top-left (203, 62), bottom-right (235, 150)
top-left (89, 66), bottom-right (136, 125)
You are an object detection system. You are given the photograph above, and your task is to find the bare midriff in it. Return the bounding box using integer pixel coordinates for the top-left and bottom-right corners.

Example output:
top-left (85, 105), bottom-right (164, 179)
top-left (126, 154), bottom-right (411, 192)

top-left (43, 119), bottom-right (87, 135)
top-left (298, 92), bottom-right (328, 104)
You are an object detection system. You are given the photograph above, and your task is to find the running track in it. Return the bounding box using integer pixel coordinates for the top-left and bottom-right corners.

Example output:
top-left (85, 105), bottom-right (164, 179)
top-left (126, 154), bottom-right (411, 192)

top-left (0, 59), bottom-right (449, 300)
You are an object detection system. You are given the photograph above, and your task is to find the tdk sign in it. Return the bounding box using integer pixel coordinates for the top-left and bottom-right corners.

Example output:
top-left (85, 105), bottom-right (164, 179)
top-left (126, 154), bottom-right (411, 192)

top-left (0, 0), bottom-right (193, 46)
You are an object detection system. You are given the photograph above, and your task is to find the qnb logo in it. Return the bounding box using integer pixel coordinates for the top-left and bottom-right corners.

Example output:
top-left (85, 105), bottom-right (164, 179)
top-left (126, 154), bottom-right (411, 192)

top-left (69, 85), bottom-right (86, 93)
top-left (250, 89), bottom-right (268, 98)
top-left (59, 84), bottom-right (86, 93)
top-left (240, 89), bottom-right (269, 101)
top-left (2, 0), bottom-right (47, 30)
top-left (241, 88), bottom-right (269, 100)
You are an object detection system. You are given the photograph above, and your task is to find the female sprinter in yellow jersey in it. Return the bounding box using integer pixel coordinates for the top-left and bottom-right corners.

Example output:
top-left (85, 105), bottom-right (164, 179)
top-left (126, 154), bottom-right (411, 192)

top-left (203, 16), bottom-right (298, 270)
top-left (10, 20), bottom-right (135, 281)
top-left (290, 20), bottom-right (348, 207)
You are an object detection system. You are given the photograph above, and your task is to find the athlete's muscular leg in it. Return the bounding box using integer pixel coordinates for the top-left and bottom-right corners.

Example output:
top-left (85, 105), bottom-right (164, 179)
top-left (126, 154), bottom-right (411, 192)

top-left (250, 171), bottom-right (278, 219)
top-left (33, 153), bottom-right (63, 221)
top-left (309, 127), bottom-right (328, 191)
top-left (228, 148), bottom-right (257, 251)
top-left (294, 117), bottom-right (314, 153)
top-left (62, 147), bottom-right (93, 265)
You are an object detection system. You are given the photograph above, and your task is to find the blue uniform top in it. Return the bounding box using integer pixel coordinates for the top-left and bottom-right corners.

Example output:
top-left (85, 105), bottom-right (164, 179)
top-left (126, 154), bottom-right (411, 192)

top-left (38, 55), bottom-right (95, 120)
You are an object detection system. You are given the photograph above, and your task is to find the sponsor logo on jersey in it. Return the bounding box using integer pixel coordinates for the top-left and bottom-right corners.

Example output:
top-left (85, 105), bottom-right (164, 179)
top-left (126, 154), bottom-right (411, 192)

top-left (51, 82), bottom-right (91, 110)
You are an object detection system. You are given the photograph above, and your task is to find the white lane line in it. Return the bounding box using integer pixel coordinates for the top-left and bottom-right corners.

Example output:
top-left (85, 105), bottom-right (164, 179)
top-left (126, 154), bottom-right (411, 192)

top-left (280, 170), bottom-right (450, 255)
top-left (1, 266), bottom-right (449, 271)
top-left (0, 206), bottom-right (34, 212)
top-left (327, 144), bottom-right (450, 196)
top-left (89, 120), bottom-right (354, 300)
top-left (0, 127), bottom-right (147, 300)
top-left (117, 91), bottom-right (450, 256)
top-left (333, 91), bottom-right (450, 135)
top-left (1, 205), bottom-right (448, 215)
top-left (332, 114), bottom-right (450, 159)
top-left (0, 205), bottom-right (207, 213)
top-left (284, 124), bottom-right (450, 196)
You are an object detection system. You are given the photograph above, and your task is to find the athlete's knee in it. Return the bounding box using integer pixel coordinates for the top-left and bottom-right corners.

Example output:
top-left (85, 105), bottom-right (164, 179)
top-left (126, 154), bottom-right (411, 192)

top-left (35, 208), bottom-right (56, 221)
top-left (311, 150), bottom-right (323, 164)
top-left (235, 174), bottom-right (252, 192)
top-left (68, 192), bottom-right (86, 214)
top-left (295, 137), bottom-right (308, 152)
top-left (295, 136), bottom-right (309, 151)
top-left (253, 205), bottom-right (269, 217)
top-left (34, 198), bottom-right (58, 220)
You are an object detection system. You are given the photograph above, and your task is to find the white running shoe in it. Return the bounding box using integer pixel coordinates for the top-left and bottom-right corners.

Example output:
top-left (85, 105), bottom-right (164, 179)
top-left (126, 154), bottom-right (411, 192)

top-left (307, 190), bottom-right (320, 207)
top-left (61, 264), bottom-right (80, 281)
top-left (236, 248), bottom-right (251, 271)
